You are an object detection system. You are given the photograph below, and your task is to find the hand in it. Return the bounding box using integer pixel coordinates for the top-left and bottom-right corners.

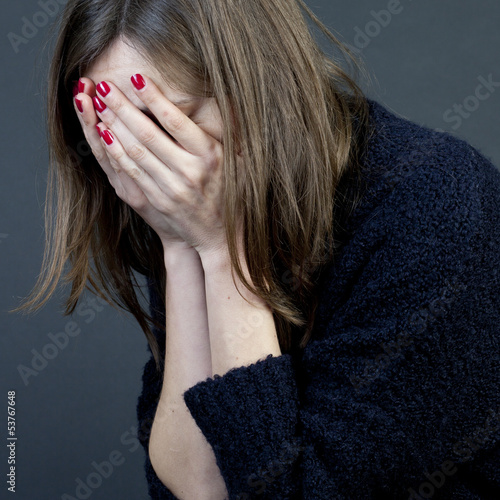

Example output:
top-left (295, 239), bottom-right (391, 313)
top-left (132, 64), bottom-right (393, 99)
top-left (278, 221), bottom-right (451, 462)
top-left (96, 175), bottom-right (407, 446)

top-left (73, 74), bottom-right (227, 255)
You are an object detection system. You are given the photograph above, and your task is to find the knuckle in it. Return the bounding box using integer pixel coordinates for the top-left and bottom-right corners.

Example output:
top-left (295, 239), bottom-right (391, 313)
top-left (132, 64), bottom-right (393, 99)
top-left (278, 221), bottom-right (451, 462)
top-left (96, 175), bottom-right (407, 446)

top-left (137, 126), bottom-right (157, 145)
top-left (204, 143), bottom-right (223, 170)
top-left (205, 177), bottom-right (221, 200)
top-left (92, 148), bottom-right (107, 164)
top-left (112, 148), bottom-right (125, 162)
top-left (129, 194), bottom-right (147, 210)
top-left (141, 92), bottom-right (160, 108)
top-left (127, 143), bottom-right (147, 162)
top-left (169, 186), bottom-right (184, 204)
top-left (182, 172), bottom-right (200, 190)
top-left (145, 94), bottom-right (160, 109)
top-left (127, 166), bottom-right (143, 181)
top-left (105, 113), bottom-right (118, 128)
top-left (156, 197), bottom-right (171, 213)
top-left (162, 111), bottom-right (184, 132)
top-left (110, 97), bottom-right (124, 113)
top-left (114, 185), bottom-right (126, 199)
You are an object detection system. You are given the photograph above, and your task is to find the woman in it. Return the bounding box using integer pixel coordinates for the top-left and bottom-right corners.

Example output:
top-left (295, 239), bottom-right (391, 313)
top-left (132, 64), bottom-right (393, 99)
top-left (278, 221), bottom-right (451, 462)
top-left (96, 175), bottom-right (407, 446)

top-left (14, 0), bottom-right (500, 498)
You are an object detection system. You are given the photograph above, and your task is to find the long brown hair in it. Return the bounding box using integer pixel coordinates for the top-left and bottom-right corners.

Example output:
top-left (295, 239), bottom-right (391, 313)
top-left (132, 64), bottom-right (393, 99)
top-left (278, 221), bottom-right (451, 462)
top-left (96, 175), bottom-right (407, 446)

top-left (11, 0), bottom-right (373, 373)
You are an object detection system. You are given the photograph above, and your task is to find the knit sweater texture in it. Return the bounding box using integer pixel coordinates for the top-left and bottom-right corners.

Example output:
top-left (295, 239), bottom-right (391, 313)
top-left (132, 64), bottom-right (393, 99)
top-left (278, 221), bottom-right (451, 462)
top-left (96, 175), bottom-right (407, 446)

top-left (136, 99), bottom-right (500, 499)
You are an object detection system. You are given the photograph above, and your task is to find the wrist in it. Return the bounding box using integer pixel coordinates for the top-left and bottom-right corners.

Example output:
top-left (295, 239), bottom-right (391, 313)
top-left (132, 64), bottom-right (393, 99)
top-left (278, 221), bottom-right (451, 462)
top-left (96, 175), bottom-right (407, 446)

top-left (162, 241), bottom-right (200, 269)
top-left (199, 234), bottom-right (245, 274)
top-left (198, 245), bottom-right (234, 274)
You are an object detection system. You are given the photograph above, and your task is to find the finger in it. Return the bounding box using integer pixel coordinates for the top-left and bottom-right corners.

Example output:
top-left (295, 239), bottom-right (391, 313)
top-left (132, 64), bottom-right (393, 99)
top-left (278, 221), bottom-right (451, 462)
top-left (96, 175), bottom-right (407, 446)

top-left (96, 126), bottom-right (179, 212)
top-left (93, 80), bottom-right (196, 175)
top-left (94, 122), bottom-right (156, 203)
top-left (73, 91), bottom-right (118, 182)
top-left (130, 74), bottom-right (218, 158)
top-left (73, 77), bottom-right (97, 99)
top-left (94, 75), bottom-right (217, 159)
top-left (92, 84), bottom-right (202, 193)
top-left (71, 83), bottom-right (135, 198)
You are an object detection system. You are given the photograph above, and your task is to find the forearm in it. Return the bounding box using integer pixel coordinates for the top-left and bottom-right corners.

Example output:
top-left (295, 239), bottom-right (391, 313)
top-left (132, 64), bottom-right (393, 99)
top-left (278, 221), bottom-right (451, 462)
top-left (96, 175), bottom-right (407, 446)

top-left (149, 245), bottom-right (228, 500)
top-left (199, 246), bottom-right (282, 378)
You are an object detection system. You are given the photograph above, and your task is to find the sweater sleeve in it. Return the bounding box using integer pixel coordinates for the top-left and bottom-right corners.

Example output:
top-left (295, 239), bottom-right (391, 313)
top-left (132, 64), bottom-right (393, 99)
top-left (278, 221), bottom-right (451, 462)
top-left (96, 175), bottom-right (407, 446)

top-left (180, 143), bottom-right (500, 499)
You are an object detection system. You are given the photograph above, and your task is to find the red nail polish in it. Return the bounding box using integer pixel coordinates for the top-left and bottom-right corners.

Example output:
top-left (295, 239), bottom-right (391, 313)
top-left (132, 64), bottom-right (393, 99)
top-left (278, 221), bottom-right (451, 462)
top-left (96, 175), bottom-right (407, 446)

top-left (72, 83), bottom-right (79, 97)
top-left (78, 79), bottom-right (85, 94)
top-left (75, 98), bottom-right (83, 113)
top-left (93, 96), bottom-right (107, 112)
top-left (95, 124), bottom-right (102, 137)
top-left (96, 81), bottom-right (111, 97)
top-left (131, 74), bottom-right (146, 90)
top-left (102, 130), bottom-right (114, 146)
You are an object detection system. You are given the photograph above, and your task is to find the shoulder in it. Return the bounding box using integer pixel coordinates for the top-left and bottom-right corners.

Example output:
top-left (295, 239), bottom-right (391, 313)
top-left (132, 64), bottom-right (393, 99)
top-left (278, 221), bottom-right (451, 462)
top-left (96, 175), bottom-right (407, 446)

top-left (347, 98), bottom-right (500, 242)
top-left (313, 101), bottom-right (500, 330)
top-left (362, 98), bottom-right (500, 192)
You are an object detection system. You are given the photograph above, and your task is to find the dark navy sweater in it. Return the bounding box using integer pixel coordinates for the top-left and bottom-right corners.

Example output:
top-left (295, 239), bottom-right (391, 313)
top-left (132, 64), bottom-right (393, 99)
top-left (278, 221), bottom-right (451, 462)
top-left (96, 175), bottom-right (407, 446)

top-left (136, 99), bottom-right (500, 499)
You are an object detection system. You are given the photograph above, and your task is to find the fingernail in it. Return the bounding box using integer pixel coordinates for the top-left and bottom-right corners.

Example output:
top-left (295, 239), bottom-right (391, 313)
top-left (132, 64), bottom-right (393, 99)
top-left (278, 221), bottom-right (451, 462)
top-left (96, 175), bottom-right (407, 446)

top-left (72, 83), bottom-right (79, 97)
top-left (96, 81), bottom-right (111, 97)
top-left (93, 96), bottom-right (107, 113)
top-left (78, 79), bottom-right (85, 94)
top-left (75, 98), bottom-right (83, 113)
top-left (102, 130), bottom-right (114, 146)
top-left (95, 124), bottom-right (102, 137)
top-left (131, 74), bottom-right (146, 90)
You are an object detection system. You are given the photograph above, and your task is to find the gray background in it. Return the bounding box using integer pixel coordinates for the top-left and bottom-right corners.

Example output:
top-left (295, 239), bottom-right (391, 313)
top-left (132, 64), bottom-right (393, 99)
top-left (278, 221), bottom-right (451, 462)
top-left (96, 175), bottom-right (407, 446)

top-left (1, 1), bottom-right (499, 499)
